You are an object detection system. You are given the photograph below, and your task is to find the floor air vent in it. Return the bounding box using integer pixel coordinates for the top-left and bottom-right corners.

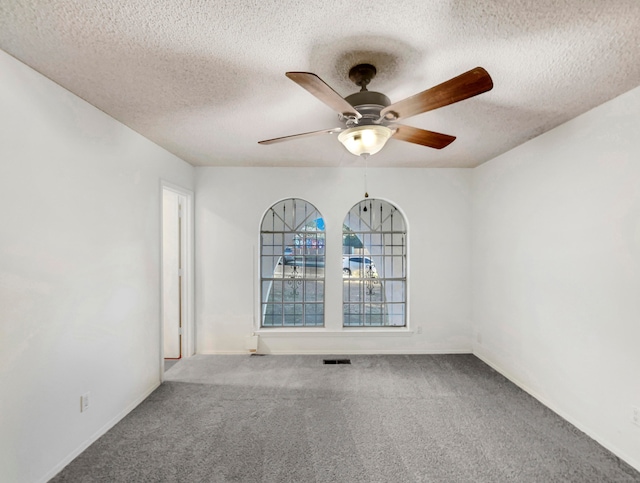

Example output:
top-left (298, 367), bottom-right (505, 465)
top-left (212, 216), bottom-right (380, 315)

top-left (323, 359), bottom-right (351, 364)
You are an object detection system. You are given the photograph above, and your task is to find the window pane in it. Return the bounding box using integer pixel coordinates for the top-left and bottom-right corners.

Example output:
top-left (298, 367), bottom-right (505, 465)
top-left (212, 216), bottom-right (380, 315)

top-left (263, 256), bottom-right (285, 279)
top-left (262, 281), bottom-right (274, 304)
top-left (267, 281), bottom-right (283, 303)
top-left (262, 304), bottom-right (282, 327)
top-left (343, 303), bottom-right (362, 326)
top-left (392, 234), bottom-right (405, 254)
top-left (385, 281), bottom-right (405, 303)
top-left (283, 277), bottom-right (303, 303)
top-left (387, 304), bottom-right (405, 326)
top-left (364, 303), bottom-right (385, 326)
top-left (304, 281), bottom-right (324, 302)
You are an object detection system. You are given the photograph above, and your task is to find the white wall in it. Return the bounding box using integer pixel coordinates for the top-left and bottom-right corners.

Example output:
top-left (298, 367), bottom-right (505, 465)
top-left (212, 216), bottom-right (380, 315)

top-left (472, 86), bottom-right (640, 470)
top-left (0, 50), bottom-right (194, 483)
top-left (195, 167), bottom-right (472, 354)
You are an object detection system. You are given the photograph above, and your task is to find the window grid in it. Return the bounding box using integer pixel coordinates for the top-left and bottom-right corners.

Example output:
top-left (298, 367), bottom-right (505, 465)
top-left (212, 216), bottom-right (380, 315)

top-left (343, 200), bottom-right (407, 327)
top-left (261, 199), bottom-right (325, 327)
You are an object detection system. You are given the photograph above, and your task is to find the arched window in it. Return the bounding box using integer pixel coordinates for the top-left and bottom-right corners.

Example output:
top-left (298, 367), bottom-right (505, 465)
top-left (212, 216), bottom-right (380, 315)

top-left (343, 199), bottom-right (406, 327)
top-left (261, 199), bottom-right (325, 327)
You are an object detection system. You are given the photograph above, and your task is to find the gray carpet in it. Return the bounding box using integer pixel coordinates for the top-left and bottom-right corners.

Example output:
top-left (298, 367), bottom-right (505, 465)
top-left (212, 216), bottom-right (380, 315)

top-left (51, 354), bottom-right (640, 482)
top-left (164, 359), bottom-right (180, 372)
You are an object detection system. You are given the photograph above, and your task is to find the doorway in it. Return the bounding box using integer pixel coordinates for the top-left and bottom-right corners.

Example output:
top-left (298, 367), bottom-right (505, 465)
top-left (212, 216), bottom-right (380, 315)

top-left (161, 182), bottom-right (194, 375)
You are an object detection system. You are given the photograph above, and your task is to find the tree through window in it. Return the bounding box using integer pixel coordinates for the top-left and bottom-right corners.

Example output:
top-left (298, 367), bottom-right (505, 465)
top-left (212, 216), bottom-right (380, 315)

top-left (261, 199), bottom-right (325, 327)
top-left (343, 199), bottom-right (406, 327)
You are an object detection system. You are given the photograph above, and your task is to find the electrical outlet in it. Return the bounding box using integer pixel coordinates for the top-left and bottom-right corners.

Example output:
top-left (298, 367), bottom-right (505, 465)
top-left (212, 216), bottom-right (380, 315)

top-left (416, 326), bottom-right (422, 334)
top-left (81, 392), bottom-right (90, 412)
top-left (633, 406), bottom-right (640, 427)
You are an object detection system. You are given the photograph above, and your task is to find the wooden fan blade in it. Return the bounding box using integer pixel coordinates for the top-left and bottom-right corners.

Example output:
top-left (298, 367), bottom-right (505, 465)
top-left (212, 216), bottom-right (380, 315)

top-left (258, 127), bottom-right (343, 145)
top-left (380, 67), bottom-right (493, 122)
top-left (286, 72), bottom-right (362, 119)
top-left (392, 125), bottom-right (456, 149)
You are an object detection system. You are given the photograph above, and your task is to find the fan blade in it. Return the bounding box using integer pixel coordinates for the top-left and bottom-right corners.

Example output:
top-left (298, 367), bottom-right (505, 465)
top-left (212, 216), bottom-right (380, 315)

top-left (392, 125), bottom-right (456, 149)
top-left (380, 67), bottom-right (493, 121)
top-left (286, 72), bottom-right (362, 119)
top-left (258, 127), bottom-right (343, 145)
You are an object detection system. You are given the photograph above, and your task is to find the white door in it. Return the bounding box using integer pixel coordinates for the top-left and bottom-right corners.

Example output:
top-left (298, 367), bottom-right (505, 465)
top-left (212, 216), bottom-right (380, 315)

top-left (163, 189), bottom-right (182, 359)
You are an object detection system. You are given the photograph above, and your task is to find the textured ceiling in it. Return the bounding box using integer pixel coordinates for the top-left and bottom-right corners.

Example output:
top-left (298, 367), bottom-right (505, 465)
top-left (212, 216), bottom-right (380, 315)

top-left (1, 1), bottom-right (639, 168)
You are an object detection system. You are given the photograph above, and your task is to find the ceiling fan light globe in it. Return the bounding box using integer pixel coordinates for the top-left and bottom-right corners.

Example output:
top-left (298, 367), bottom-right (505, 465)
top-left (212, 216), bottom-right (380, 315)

top-left (338, 125), bottom-right (393, 156)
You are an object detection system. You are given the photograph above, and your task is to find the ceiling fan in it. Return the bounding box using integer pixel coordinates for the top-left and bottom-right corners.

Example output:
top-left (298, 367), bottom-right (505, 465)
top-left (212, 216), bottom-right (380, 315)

top-left (258, 64), bottom-right (493, 157)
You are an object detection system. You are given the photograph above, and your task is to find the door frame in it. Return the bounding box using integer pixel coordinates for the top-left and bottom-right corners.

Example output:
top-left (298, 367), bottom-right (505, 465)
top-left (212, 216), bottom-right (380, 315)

top-left (160, 181), bottom-right (195, 380)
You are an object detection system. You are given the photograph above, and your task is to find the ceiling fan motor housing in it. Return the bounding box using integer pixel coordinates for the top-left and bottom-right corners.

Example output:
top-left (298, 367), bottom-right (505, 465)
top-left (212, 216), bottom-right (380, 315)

top-left (342, 91), bottom-right (391, 126)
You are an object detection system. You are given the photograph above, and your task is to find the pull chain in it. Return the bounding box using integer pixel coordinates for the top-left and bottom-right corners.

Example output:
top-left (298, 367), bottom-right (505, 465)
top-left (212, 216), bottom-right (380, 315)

top-left (362, 153), bottom-right (369, 211)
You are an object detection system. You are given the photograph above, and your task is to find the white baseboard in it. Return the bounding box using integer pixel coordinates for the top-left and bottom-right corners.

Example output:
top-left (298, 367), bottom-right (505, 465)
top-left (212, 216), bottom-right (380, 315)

top-left (473, 349), bottom-right (640, 473)
top-left (39, 381), bottom-right (161, 483)
top-left (263, 349), bottom-right (473, 355)
top-left (198, 349), bottom-right (472, 355)
top-left (198, 350), bottom-right (249, 355)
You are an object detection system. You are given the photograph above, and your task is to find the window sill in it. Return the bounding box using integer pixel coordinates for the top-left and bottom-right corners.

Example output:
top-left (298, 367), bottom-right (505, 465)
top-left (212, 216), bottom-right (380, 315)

top-left (254, 328), bottom-right (414, 337)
